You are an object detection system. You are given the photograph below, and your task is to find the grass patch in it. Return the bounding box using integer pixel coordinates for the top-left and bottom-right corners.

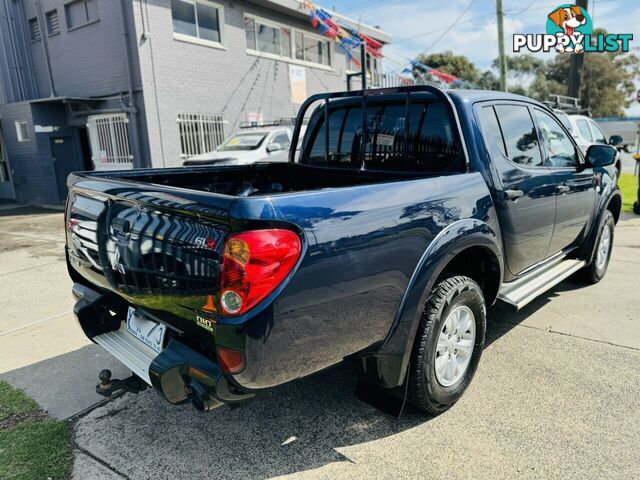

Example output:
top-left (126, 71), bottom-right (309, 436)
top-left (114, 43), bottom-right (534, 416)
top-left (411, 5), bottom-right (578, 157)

top-left (0, 381), bottom-right (73, 480)
top-left (0, 381), bottom-right (39, 422)
top-left (619, 173), bottom-right (637, 213)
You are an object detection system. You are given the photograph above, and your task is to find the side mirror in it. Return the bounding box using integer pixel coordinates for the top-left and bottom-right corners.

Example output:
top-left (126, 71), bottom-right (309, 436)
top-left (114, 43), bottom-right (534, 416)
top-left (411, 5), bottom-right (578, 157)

top-left (585, 144), bottom-right (616, 168)
top-left (266, 143), bottom-right (282, 153)
top-left (609, 135), bottom-right (623, 146)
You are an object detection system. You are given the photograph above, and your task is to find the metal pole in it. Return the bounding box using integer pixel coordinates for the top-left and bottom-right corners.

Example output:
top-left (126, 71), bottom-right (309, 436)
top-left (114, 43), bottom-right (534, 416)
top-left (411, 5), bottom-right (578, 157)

top-left (495, 0), bottom-right (507, 92)
top-left (568, 0), bottom-right (588, 99)
top-left (360, 42), bottom-right (367, 90)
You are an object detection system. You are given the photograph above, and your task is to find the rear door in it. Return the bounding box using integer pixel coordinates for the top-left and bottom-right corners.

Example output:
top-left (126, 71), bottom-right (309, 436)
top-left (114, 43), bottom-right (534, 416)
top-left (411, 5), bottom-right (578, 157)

top-left (476, 103), bottom-right (556, 275)
top-left (532, 108), bottom-right (596, 254)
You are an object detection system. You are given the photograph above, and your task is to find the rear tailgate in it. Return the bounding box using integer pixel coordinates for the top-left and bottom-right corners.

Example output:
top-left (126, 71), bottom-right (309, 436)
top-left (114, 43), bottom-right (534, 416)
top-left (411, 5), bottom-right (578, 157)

top-left (66, 173), bottom-right (233, 346)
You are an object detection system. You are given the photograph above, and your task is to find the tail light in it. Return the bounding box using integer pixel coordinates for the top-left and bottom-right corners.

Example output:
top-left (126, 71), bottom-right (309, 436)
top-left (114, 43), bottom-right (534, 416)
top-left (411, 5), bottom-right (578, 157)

top-left (219, 229), bottom-right (301, 316)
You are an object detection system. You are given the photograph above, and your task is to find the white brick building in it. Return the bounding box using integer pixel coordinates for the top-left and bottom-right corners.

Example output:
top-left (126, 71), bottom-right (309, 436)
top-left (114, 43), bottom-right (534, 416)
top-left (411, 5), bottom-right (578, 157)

top-left (0, 0), bottom-right (390, 204)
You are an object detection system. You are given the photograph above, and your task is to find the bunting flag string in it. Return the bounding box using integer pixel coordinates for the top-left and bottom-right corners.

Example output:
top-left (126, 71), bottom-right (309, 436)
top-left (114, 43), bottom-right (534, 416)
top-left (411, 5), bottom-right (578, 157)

top-left (301, 1), bottom-right (383, 68)
top-left (302, 1), bottom-right (462, 86)
top-left (405, 60), bottom-right (464, 86)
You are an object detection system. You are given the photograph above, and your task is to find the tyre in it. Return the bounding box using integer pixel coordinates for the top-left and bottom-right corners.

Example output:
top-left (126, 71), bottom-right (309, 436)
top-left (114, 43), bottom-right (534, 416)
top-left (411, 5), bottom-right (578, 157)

top-left (408, 275), bottom-right (486, 415)
top-left (582, 210), bottom-right (614, 284)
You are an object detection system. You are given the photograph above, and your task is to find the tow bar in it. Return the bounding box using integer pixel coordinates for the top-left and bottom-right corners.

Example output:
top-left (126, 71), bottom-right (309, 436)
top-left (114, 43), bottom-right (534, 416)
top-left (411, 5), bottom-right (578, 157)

top-left (96, 369), bottom-right (148, 399)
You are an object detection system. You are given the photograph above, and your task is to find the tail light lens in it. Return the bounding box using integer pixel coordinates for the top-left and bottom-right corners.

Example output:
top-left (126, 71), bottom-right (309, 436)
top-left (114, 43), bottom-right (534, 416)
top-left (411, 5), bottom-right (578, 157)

top-left (216, 347), bottom-right (245, 374)
top-left (219, 229), bottom-right (301, 316)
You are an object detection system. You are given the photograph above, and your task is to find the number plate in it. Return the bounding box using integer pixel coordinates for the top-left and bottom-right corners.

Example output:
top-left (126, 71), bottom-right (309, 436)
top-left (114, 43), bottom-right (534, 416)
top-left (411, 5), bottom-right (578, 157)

top-left (126, 307), bottom-right (166, 354)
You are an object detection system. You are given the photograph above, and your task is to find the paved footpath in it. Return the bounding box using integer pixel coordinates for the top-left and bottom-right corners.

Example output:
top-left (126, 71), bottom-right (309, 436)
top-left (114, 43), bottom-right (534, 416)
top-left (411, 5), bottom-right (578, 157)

top-left (1, 207), bottom-right (639, 479)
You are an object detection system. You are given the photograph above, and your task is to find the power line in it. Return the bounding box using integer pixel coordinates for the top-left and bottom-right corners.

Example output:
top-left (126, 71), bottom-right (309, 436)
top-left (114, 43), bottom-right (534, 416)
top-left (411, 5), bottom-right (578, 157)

top-left (410, 0), bottom-right (479, 60)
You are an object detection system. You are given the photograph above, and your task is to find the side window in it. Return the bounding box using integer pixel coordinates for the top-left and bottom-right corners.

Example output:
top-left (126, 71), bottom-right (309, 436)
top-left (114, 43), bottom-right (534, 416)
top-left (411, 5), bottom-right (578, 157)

top-left (271, 132), bottom-right (290, 149)
top-left (576, 119), bottom-right (593, 142)
top-left (533, 109), bottom-right (579, 168)
top-left (477, 105), bottom-right (507, 157)
top-left (588, 120), bottom-right (607, 144)
top-left (494, 105), bottom-right (543, 167)
top-left (406, 102), bottom-right (463, 172)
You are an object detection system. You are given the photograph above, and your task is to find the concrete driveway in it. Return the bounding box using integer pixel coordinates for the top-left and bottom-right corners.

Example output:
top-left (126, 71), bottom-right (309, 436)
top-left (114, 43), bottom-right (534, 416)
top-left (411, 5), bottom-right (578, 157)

top-left (1, 205), bottom-right (639, 479)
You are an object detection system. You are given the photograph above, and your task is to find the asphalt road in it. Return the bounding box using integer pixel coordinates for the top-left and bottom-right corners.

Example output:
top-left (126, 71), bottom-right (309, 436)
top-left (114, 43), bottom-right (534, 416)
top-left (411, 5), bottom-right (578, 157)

top-left (1, 205), bottom-right (639, 479)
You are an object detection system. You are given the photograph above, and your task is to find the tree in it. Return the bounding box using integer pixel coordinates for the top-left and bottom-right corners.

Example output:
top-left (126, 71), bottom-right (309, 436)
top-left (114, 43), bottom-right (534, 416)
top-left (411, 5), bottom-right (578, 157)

top-left (530, 29), bottom-right (639, 117)
top-left (414, 51), bottom-right (480, 84)
top-left (493, 54), bottom-right (544, 80)
top-left (476, 70), bottom-right (500, 90)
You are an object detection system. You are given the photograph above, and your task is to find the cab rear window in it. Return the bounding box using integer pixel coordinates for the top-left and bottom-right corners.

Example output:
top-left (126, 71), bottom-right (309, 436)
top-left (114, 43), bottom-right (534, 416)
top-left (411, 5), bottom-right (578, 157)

top-left (301, 99), bottom-right (464, 173)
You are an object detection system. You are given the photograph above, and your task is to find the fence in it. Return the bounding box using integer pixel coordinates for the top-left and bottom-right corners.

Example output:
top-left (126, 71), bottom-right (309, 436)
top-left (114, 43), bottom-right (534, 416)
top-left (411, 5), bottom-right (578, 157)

top-left (177, 113), bottom-right (227, 159)
top-left (369, 72), bottom-right (440, 89)
top-left (87, 113), bottom-right (133, 170)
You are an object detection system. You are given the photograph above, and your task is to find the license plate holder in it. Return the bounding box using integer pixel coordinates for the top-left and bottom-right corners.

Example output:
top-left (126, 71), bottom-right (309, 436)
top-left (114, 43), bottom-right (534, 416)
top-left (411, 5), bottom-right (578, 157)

top-left (126, 307), bottom-right (166, 354)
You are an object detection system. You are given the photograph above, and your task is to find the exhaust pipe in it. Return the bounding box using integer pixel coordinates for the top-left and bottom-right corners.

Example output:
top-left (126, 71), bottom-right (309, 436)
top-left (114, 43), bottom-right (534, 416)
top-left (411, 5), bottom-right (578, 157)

top-left (185, 379), bottom-right (223, 412)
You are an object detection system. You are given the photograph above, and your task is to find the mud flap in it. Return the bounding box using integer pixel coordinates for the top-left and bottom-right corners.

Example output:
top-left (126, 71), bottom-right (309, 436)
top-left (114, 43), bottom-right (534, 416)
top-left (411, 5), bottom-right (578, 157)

top-left (355, 368), bottom-right (409, 418)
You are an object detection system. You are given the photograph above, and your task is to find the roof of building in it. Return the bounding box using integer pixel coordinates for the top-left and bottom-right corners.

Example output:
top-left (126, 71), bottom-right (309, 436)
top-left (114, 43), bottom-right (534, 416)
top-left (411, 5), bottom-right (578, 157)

top-left (249, 0), bottom-right (392, 44)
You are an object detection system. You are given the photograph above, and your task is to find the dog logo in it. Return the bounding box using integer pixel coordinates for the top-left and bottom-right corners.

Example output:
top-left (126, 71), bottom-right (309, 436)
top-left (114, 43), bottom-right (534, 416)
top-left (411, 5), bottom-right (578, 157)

top-left (513, 4), bottom-right (632, 54)
top-left (546, 5), bottom-right (590, 53)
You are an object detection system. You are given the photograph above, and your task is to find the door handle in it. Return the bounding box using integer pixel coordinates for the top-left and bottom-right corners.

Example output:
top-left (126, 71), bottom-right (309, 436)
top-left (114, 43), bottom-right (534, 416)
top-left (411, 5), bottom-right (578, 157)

top-left (556, 185), bottom-right (570, 194)
top-left (503, 189), bottom-right (524, 200)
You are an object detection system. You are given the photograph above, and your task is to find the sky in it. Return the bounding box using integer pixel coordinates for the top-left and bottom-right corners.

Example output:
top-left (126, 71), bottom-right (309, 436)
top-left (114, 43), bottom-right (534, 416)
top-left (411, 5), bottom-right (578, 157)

top-left (326, 0), bottom-right (640, 116)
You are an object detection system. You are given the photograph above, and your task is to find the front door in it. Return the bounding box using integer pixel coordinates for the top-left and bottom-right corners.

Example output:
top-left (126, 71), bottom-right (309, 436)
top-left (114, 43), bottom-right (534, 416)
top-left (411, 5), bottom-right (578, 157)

top-left (477, 104), bottom-right (557, 275)
top-left (50, 137), bottom-right (78, 203)
top-left (0, 129), bottom-right (16, 200)
top-left (532, 108), bottom-right (596, 254)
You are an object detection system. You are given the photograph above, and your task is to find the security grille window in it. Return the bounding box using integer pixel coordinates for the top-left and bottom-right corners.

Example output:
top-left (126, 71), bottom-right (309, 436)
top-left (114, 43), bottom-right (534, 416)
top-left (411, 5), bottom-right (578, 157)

top-left (28, 18), bottom-right (41, 41)
top-left (46, 10), bottom-right (60, 35)
top-left (65, 0), bottom-right (99, 30)
top-left (245, 15), bottom-right (330, 67)
top-left (86, 114), bottom-right (133, 170)
top-left (15, 121), bottom-right (29, 142)
top-left (0, 134), bottom-right (9, 183)
top-left (172, 0), bottom-right (223, 45)
top-left (177, 113), bottom-right (226, 158)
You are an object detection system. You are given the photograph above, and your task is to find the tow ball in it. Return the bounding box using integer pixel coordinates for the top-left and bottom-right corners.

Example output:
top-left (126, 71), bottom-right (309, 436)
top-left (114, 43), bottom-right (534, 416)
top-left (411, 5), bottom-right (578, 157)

top-left (96, 369), bottom-right (148, 399)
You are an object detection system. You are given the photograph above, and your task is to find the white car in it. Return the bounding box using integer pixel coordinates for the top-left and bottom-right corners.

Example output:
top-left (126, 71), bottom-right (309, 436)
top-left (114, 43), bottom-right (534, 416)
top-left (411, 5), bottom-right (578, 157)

top-left (554, 112), bottom-right (623, 182)
top-left (183, 127), bottom-right (294, 166)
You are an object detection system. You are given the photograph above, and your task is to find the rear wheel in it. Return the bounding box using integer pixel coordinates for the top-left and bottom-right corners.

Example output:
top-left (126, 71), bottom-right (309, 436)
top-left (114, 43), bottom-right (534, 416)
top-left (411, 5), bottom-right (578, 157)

top-left (408, 275), bottom-right (486, 415)
top-left (582, 210), bottom-right (614, 284)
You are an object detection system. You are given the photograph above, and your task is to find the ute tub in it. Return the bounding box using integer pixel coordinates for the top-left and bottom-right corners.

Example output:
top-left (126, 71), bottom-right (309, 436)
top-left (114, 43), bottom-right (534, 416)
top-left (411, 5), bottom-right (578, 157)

top-left (72, 283), bottom-right (253, 410)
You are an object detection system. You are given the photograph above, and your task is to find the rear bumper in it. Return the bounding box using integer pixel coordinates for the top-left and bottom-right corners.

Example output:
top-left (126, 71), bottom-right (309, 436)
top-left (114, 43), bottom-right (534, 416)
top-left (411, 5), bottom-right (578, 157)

top-left (72, 283), bottom-right (253, 410)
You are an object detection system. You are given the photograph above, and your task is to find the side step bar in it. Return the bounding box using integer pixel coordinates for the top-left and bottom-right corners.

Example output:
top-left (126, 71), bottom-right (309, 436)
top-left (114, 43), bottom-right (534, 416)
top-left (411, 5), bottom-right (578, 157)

top-left (94, 323), bottom-right (157, 385)
top-left (498, 258), bottom-right (585, 310)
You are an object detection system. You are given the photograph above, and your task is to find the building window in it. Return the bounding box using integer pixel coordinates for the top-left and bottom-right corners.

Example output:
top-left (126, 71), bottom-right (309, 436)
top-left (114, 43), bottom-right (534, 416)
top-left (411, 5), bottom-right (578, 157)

top-left (28, 17), bottom-right (41, 42)
top-left (15, 121), bottom-right (30, 142)
top-left (46, 10), bottom-right (60, 36)
top-left (245, 15), bottom-right (330, 67)
top-left (177, 113), bottom-right (226, 158)
top-left (65, 0), bottom-right (99, 30)
top-left (171, 0), bottom-right (223, 47)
